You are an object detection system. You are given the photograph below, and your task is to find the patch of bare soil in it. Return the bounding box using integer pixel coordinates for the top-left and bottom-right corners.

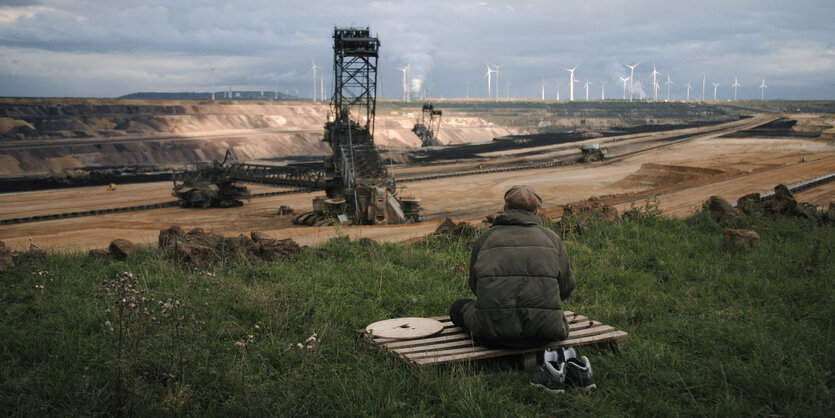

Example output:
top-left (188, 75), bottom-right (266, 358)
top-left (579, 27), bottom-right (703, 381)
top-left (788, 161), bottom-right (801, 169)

top-left (609, 163), bottom-right (736, 189)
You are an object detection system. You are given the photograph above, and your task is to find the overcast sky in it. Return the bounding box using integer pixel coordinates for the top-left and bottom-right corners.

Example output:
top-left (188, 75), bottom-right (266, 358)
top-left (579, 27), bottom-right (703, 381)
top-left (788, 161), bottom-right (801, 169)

top-left (1, 0), bottom-right (833, 100)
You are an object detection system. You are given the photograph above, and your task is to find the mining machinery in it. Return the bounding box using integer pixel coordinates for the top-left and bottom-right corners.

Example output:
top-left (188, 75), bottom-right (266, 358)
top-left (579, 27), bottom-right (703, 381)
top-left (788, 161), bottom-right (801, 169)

top-left (172, 150), bottom-right (250, 208)
top-left (172, 27), bottom-right (422, 225)
top-left (412, 102), bottom-right (443, 147)
top-left (298, 26), bottom-right (422, 225)
top-left (172, 149), bottom-right (329, 207)
top-left (578, 143), bottom-right (607, 162)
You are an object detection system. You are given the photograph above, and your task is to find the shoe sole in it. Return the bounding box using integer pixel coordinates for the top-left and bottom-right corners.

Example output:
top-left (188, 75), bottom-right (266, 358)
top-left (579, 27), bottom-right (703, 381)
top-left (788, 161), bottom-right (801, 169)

top-left (575, 383), bottom-right (597, 393)
top-left (530, 382), bottom-right (565, 394)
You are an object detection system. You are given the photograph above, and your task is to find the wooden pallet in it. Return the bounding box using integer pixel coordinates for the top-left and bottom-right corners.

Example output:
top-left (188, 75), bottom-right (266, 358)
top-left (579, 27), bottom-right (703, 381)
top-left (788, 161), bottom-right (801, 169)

top-left (365, 311), bottom-right (628, 369)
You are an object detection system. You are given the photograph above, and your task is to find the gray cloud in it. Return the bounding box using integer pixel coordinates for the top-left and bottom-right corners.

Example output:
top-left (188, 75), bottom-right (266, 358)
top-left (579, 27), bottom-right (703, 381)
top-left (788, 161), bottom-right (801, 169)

top-left (0, 1), bottom-right (41, 6)
top-left (0, 0), bottom-right (832, 99)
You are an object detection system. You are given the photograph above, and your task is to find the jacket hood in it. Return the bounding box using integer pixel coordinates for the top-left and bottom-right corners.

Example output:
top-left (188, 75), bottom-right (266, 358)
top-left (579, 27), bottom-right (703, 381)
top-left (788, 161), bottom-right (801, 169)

top-left (493, 209), bottom-right (542, 226)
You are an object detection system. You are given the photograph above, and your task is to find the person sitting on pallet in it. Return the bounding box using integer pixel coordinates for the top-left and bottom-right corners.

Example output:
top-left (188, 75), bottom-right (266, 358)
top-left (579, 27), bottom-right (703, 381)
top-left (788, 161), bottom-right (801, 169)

top-left (448, 184), bottom-right (596, 393)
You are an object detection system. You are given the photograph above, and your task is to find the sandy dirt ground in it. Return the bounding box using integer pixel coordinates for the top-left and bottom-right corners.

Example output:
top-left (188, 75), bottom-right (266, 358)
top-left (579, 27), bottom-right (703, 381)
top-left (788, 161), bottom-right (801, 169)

top-left (1, 119), bottom-right (833, 252)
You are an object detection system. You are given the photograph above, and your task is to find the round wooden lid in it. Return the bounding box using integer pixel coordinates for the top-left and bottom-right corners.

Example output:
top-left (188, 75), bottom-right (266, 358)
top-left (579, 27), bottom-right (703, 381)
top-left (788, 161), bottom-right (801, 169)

top-left (365, 317), bottom-right (444, 339)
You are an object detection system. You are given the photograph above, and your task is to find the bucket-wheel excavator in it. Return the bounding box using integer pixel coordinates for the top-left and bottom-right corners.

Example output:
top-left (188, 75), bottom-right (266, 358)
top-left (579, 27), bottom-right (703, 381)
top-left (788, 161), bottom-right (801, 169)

top-left (172, 27), bottom-right (422, 225)
top-left (412, 102), bottom-right (443, 147)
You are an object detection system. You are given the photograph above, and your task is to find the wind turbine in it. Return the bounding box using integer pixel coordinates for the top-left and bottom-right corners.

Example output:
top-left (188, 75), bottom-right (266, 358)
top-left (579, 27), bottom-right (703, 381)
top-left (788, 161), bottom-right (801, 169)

top-left (759, 77), bottom-right (767, 101)
top-left (600, 81), bottom-right (606, 100)
top-left (493, 64), bottom-right (503, 102)
top-left (484, 63), bottom-right (495, 99)
top-left (625, 62), bottom-right (640, 102)
top-left (565, 66), bottom-right (578, 101)
top-left (685, 81), bottom-right (692, 102)
top-left (618, 75), bottom-right (629, 100)
top-left (583, 80), bottom-right (592, 101)
top-left (712, 82), bottom-right (720, 101)
top-left (701, 73), bottom-right (706, 102)
top-left (732, 76), bottom-right (741, 101)
top-left (465, 78), bottom-right (471, 99)
top-left (397, 64), bottom-right (410, 102)
top-left (666, 74), bottom-right (673, 101)
top-left (541, 80), bottom-right (547, 101)
top-left (310, 59), bottom-right (321, 102)
top-left (556, 83), bottom-right (560, 101)
top-left (650, 64), bottom-right (662, 101)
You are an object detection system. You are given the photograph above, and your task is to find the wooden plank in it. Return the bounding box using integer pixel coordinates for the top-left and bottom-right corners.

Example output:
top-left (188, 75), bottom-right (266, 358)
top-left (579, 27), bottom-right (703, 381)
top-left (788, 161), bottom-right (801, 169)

top-left (382, 332), bottom-right (473, 349)
top-left (408, 344), bottom-right (496, 360)
top-left (393, 338), bottom-right (477, 355)
top-left (412, 330), bottom-right (629, 366)
top-left (568, 319), bottom-right (596, 330)
top-left (403, 326), bottom-right (616, 361)
top-left (382, 320), bottom-right (603, 350)
top-left (407, 327), bottom-right (626, 363)
top-left (392, 325), bottom-right (616, 357)
top-left (411, 347), bottom-right (512, 365)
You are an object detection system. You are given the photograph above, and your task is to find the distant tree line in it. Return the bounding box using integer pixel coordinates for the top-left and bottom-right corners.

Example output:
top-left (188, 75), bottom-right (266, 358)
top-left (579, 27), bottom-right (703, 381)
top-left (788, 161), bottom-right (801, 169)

top-left (118, 91), bottom-right (298, 100)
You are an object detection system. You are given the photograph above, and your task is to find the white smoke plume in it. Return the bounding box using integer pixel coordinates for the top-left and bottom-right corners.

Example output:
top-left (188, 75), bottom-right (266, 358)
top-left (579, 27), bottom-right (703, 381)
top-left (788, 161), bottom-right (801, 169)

top-left (404, 51), bottom-right (433, 93)
top-left (607, 61), bottom-right (646, 100)
top-left (381, 24), bottom-right (434, 98)
top-left (630, 80), bottom-right (646, 100)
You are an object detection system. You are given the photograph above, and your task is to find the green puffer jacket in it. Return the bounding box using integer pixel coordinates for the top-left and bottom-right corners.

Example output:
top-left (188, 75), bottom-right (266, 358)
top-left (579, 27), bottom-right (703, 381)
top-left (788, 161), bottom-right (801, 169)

top-left (461, 209), bottom-right (575, 342)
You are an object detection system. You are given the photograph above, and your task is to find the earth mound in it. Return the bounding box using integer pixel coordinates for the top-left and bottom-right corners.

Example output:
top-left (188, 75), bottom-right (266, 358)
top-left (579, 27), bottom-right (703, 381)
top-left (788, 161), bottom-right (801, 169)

top-left (159, 226), bottom-right (301, 266)
top-left (611, 163), bottom-right (734, 189)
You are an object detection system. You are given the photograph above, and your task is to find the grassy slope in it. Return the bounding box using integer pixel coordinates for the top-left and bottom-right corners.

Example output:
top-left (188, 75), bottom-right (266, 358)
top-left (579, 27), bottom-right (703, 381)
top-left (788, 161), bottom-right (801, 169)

top-left (1, 209), bottom-right (832, 416)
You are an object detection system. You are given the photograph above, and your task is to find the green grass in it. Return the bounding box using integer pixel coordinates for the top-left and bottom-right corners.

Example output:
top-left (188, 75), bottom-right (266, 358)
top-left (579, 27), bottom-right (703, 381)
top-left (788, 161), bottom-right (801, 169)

top-left (1, 209), bottom-right (833, 416)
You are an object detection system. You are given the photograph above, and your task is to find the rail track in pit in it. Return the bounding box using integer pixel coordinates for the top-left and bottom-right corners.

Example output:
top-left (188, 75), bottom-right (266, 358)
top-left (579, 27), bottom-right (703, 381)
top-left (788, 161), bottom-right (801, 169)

top-left (0, 189), bottom-right (311, 225)
top-left (3, 115), bottom-right (831, 226)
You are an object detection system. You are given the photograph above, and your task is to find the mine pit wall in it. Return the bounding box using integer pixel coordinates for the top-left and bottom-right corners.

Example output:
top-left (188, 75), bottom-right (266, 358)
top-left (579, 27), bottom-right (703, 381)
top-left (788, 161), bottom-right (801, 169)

top-left (2, 99), bottom-right (791, 177)
top-left (0, 131), bottom-right (332, 176)
top-left (0, 99), bottom-right (523, 176)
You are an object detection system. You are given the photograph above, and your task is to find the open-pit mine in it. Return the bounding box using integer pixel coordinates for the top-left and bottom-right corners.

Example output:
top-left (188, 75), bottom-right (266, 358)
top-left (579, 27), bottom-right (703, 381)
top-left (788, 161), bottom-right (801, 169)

top-left (1, 94), bottom-right (834, 251)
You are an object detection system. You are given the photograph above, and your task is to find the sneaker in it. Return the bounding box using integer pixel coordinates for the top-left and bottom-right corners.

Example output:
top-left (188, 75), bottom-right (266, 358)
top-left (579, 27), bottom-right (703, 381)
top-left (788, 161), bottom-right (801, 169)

top-left (530, 360), bottom-right (566, 394)
top-left (565, 355), bottom-right (597, 392)
top-left (561, 346), bottom-right (577, 362)
top-left (544, 349), bottom-right (560, 366)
